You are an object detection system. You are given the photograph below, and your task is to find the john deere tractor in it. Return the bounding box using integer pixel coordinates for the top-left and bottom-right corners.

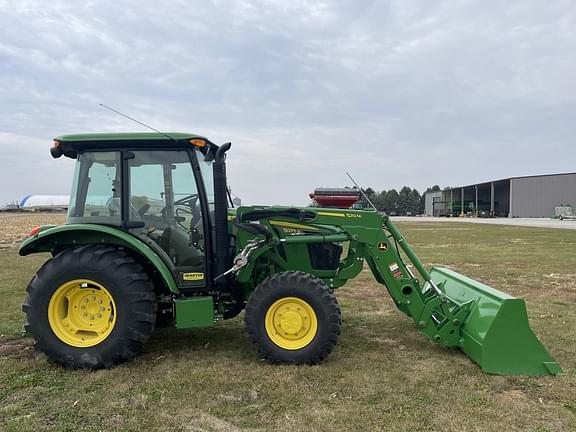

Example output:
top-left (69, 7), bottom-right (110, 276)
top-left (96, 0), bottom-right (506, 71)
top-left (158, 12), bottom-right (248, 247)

top-left (20, 133), bottom-right (560, 375)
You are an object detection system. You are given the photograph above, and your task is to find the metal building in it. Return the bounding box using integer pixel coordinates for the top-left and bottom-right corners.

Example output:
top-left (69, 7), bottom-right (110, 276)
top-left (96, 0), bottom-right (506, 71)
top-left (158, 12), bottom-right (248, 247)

top-left (424, 172), bottom-right (576, 218)
top-left (424, 191), bottom-right (442, 216)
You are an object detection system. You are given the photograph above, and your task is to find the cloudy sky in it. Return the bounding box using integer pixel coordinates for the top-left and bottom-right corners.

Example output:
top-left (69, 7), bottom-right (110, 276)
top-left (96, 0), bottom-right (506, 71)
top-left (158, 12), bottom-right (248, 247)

top-left (1, 0), bottom-right (575, 206)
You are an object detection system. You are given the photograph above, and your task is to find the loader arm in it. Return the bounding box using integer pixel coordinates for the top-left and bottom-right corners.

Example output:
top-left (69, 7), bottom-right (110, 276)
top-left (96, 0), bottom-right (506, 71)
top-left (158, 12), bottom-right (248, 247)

top-left (232, 206), bottom-right (561, 376)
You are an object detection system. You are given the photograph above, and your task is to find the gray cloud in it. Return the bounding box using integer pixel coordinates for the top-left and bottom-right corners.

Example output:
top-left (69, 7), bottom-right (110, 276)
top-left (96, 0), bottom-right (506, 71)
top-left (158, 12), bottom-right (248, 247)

top-left (1, 0), bottom-right (575, 205)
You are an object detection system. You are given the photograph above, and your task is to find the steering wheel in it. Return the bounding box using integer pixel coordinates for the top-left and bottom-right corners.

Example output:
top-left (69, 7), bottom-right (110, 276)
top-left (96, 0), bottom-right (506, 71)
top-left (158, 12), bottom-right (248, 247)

top-left (161, 194), bottom-right (202, 229)
top-left (174, 194), bottom-right (199, 208)
top-left (179, 194), bottom-right (202, 228)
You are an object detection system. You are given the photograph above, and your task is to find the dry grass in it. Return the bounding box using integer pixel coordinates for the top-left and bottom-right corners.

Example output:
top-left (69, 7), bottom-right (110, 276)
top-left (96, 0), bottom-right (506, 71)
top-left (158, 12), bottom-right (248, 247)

top-left (0, 216), bottom-right (575, 431)
top-left (0, 212), bottom-right (65, 249)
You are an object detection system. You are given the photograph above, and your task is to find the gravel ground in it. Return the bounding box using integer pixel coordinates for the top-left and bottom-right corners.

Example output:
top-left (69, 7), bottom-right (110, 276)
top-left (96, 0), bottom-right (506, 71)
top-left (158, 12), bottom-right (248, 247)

top-left (0, 212), bottom-right (66, 249)
top-left (391, 216), bottom-right (576, 230)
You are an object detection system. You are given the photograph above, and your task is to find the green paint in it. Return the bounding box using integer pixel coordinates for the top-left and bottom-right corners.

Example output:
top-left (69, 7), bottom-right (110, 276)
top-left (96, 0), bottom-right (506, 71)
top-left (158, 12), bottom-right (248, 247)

top-left (19, 224), bottom-right (179, 293)
top-left (431, 267), bottom-right (562, 376)
top-left (55, 132), bottom-right (206, 142)
top-left (21, 134), bottom-right (561, 376)
top-left (175, 297), bottom-right (214, 329)
top-left (282, 233), bottom-right (351, 244)
top-left (233, 205), bottom-right (561, 375)
top-left (384, 218), bottom-right (432, 281)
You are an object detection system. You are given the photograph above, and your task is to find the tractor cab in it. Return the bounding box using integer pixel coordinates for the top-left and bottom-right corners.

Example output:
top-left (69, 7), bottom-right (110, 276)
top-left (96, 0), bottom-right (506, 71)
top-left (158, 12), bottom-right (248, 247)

top-left (51, 133), bottom-right (226, 292)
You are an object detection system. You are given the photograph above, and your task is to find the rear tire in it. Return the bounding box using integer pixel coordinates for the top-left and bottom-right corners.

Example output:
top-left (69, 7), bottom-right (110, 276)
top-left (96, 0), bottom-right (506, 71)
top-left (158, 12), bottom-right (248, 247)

top-left (22, 245), bottom-right (157, 369)
top-left (245, 271), bottom-right (341, 364)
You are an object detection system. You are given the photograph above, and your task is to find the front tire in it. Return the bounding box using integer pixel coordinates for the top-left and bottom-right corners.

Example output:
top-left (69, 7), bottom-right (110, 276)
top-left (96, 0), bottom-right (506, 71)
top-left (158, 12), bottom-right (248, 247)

top-left (245, 271), bottom-right (341, 364)
top-left (22, 245), bottom-right (157, 369)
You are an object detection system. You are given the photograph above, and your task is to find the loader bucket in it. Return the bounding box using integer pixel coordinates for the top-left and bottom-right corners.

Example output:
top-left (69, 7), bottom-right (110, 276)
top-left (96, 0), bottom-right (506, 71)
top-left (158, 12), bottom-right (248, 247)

top-left (430, 267), bottom-right (561, 376)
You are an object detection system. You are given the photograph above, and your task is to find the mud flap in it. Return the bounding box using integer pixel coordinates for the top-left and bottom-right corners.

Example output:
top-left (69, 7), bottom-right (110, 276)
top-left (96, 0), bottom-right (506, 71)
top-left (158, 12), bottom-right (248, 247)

top-left (430, 267), bottom-right (561, 376)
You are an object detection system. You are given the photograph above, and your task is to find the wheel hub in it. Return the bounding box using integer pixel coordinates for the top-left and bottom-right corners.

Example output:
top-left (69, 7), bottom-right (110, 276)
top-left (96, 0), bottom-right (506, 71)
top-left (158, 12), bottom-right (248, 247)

top-left (280, 310), bottom-right (303, 334)
top-left (48, 279), bottom-right (116, 348)
top-left (265, 297), bottom-right (318, 350)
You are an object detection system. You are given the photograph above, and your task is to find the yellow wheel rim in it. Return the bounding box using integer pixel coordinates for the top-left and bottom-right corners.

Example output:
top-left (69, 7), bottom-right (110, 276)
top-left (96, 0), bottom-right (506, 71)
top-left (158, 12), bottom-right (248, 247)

top-left (48, 279), bottom-right (117, 348)
top-left (264, 297), bottom-right (318, 350)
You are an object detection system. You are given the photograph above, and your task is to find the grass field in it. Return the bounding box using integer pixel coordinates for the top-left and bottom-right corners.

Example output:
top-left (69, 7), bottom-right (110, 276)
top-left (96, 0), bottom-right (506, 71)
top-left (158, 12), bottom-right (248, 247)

top-left (1, 215), bottom-right (575, 431)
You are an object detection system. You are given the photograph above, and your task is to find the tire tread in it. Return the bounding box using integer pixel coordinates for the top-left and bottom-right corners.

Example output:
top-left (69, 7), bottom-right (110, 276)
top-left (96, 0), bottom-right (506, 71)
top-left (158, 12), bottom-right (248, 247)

top-left (23, 245), bottom-right (157, 369)
top-left (245, 271), bottom-right (341, 365)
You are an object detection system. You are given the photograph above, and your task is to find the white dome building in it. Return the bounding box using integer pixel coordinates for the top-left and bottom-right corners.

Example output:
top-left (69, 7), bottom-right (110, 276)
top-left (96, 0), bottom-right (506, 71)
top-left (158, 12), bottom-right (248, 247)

top-left (19, 195), bottom-right (69, 210)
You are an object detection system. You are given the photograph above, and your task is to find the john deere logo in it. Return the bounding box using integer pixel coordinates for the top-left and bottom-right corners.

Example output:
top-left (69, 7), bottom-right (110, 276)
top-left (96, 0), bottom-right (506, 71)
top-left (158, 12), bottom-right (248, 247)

top-left (377, 242), bottom-right (388, 251)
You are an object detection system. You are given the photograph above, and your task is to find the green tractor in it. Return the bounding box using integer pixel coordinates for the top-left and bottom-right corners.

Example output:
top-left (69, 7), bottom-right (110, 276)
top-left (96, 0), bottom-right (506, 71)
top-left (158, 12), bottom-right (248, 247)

top-left (20, 133), bottom-right (560, 375)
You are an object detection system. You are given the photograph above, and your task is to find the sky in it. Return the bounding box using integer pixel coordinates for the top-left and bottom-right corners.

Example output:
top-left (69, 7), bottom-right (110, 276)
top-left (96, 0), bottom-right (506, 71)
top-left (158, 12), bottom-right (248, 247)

top-left (1, 0), bottom-right (575, 206)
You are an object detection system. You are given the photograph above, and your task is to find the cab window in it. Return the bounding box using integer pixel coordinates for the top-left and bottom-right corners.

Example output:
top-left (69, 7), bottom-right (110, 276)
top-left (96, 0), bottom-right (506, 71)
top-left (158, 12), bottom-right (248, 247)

top-left (128, 151), bottom-right (205, 280)
top-left (68, 151), bottom-right (121, 224)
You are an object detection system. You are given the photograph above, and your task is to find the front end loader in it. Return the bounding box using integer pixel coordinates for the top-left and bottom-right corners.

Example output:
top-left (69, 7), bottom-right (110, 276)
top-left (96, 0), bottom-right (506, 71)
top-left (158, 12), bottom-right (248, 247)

top-left (19, 133), bottom-right (560, 375)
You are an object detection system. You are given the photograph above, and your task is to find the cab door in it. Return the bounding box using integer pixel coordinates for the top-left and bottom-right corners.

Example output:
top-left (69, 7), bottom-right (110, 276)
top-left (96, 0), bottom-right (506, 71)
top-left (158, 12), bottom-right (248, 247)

top-left (127, 150), bottom-right (210, 290)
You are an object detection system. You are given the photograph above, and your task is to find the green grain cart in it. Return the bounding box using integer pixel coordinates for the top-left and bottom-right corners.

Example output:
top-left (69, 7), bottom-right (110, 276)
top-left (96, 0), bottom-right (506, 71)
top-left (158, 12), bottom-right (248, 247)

top-left (20, 133), bottom-right (560, 375)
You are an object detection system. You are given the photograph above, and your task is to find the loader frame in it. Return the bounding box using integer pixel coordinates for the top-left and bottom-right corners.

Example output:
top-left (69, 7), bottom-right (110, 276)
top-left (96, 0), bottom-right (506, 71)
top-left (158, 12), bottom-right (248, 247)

top-left (232, 207), bottom-right (470, 347)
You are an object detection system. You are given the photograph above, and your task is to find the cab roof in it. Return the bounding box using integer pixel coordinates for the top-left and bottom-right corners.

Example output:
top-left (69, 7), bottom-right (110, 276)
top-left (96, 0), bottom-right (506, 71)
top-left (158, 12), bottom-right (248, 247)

top-left (52, 132), bottom-right (217, 159)
top-left (55, 132), bottom-right (207, 142)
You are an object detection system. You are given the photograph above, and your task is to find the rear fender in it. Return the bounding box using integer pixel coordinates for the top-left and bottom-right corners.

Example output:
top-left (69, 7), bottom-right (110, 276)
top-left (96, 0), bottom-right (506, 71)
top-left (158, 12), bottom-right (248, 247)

top-left (19, 224), bottom-right (179, 294)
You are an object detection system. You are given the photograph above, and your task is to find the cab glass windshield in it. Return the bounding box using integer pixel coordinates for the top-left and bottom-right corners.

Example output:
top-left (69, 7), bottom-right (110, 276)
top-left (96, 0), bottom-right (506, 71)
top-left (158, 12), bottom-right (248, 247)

top-left (68, 151), bottom-right (121, 224)
top-left (197, 152), bottom-right (214, 213)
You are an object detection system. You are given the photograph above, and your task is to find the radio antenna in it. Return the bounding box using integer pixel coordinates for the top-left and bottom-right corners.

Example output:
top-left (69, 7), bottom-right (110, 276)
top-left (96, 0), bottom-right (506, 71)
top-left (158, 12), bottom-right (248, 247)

top-left (99, 103), bottom-right (175, 141)
top-left (346, 172), bottom-right (378, 211)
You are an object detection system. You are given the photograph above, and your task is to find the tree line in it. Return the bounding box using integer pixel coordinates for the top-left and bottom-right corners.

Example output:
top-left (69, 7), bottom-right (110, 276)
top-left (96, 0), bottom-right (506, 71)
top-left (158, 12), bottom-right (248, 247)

top-left (360, 185), bottom-right (442, 215)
